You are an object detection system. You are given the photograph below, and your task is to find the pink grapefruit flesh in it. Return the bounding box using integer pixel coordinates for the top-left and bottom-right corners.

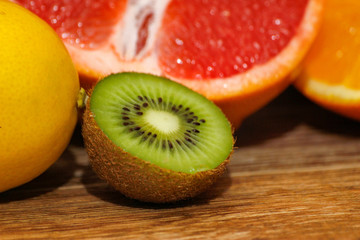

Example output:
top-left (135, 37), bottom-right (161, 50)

top-left (157, 0), bottom-right (309, 80)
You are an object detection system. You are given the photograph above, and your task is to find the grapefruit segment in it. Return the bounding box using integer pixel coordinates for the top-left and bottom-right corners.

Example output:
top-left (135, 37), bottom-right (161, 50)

top-left (14, 0), bottom-right (127, 49)
top-left (13, 0), bottom-right (324, 128)
top-left (157, 0), bottom-right (308, 79)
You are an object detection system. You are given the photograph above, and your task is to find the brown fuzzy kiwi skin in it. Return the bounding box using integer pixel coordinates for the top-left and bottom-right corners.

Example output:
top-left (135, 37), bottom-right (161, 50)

top-left (82, 96), bottom-right (232, 203)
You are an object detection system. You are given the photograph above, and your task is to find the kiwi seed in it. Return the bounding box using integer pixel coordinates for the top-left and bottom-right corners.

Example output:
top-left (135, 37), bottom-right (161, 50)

top-left (82, 72), bottom-right (234, 203)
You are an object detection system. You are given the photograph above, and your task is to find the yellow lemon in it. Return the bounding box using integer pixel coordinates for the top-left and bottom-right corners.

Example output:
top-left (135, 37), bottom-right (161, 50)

top-left (0, 1), bottom-right (79, 192)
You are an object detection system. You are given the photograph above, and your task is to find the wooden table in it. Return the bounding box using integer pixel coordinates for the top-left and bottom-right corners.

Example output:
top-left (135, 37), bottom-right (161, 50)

top-left (1, 86), bottom-right (360, 239)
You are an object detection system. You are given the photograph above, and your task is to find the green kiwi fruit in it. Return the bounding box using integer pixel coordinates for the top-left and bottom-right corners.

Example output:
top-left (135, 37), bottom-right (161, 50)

top-left (82, 72), bottom-right (234, 203)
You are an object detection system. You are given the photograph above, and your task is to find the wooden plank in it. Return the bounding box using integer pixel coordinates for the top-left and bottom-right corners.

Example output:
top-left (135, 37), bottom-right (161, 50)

top-left (1, 87), bottom-right (360, 239)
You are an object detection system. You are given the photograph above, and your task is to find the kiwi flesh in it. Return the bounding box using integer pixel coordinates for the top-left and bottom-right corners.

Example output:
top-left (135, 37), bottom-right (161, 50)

top-left (82, 72), bottom-right (234, 203)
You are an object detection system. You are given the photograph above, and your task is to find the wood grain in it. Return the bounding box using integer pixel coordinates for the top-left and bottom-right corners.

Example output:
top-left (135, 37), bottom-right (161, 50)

top-left (1, 86), bottom-right (360, 239)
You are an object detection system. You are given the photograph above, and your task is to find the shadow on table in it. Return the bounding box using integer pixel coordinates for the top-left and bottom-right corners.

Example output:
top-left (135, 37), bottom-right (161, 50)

top-left (0, 150), bottom-right (77, 203)
top-left (234, 86), bottom-right (360, 148)
top-left (81, 164), bottom-right (232, 209)
top-left (0, 125), bottom-right (84, 203)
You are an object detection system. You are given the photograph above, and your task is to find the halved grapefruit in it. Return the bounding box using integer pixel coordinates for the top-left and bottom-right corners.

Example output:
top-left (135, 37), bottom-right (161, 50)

top-left (13, 0), bottom-right (324, 128)
top-left (294, 0), bottom-right (360, 121)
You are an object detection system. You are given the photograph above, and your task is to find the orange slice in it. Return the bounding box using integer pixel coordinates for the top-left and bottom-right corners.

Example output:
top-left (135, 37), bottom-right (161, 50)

top-left (14, 0), bottom-right (324, 128)
top-left (294, 0), bottom-right (360, 121)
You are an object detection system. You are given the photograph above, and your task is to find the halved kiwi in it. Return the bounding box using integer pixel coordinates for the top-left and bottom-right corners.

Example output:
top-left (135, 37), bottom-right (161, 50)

top-left (82, 72), bottom-right (234, 203)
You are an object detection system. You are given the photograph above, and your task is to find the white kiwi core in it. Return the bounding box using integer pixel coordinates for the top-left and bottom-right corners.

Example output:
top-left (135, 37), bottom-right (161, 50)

top-left (144, 109), bottom-right (180, 134)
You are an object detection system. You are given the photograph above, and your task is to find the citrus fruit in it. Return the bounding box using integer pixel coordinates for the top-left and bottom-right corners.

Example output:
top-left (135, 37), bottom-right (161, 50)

top-left (13, 0), bottom-right (324, 128)
top-left (0, 0), bottom-right (79, 192)
top-left (294, 0), bottom-right (360, 121)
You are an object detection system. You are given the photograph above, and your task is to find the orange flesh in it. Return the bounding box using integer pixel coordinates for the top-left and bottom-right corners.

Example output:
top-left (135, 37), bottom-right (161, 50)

top-left (302, 0), bottom-right (360, 89)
